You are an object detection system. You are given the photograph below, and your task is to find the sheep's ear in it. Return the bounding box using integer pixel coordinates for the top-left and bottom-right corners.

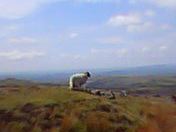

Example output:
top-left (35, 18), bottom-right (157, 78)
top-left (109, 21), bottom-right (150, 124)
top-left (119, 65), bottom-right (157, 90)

top-left (87, 72), bottom-right (91, 77)
top-left (89, 73), bottom-right (91, 77)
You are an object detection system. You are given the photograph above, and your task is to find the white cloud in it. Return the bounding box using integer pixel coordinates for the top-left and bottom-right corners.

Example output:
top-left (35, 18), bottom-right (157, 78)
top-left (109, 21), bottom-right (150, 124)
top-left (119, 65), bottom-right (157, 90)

top-left (161, 24), bottom-right (172, 30)
top-left (140, 45), bottom-right (169, 54)
top-left (97, 37), bottom-right (122, 44)
top-left (75, 0), bottom-right (120, 3)
top-left (108, 13), bottom-right (155, 32)
top-left (90, 48), bottom-right (105, 54)
top-left (0, 25), bottom-right (19, 38)
top-left (159, 45), bottom-right (168, 51)
top-left (0, 0), bottom-right (61, 19)
top-left (145, 10), bottom-right (156, 17)
top-left (0, 0), bottom-right (121, 19)
top-left (60, 53), bottom-right (82, 60)
top-left (7, 37), bottom-right (37, 44)
top-left (141, 47), bottom-right (150, 52)
top-left (0, 0), bottom-right (38, 19)
top-left (128, 0), bottom-right (137, 4)
top-left (0, 50), bottom-right (45, 60)
top-left (69, 33), bottom-right (79, 39)
top-left (58, 32), bottom-right (79, 42)
top-left (91, 48), bottom-right (128, 57)
top-left (116, 48), bottom-right (128, 56)
top-left (4, 25), bottom-right (19, 31)
top-left (127, 22), bottom-right (154, 32)
top-left (130, 0), bottom-right (176, 8)
top-left (108, 14), bottom-right (142, 27)
top-left (150, 0), bottom-right (176, 8)
top-left (0, 0), bottom-right (175, 20)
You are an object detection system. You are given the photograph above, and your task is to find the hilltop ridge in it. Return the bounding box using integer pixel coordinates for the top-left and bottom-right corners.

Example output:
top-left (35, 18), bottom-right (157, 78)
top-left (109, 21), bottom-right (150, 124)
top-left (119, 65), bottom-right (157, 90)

top-left (0, 83), bottom-right (175, 132)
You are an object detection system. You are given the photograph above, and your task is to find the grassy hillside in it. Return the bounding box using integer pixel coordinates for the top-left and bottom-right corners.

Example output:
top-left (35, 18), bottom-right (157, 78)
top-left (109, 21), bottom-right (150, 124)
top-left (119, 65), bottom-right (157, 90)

top-left (0, 85), bottom-right (175, 132)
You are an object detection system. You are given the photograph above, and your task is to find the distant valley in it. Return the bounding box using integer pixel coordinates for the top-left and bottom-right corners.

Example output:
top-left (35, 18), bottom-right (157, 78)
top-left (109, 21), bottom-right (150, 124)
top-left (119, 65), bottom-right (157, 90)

top-left (0, 64), bottom-right (176, 96)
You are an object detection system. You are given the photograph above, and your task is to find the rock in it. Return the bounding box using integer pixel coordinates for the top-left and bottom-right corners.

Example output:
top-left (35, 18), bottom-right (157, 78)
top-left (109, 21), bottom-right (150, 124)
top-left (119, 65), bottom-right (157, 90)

top-left (90, 89), bottom-right (116, 99)
top-left (90, 90), bottom-right (102, 96)
top-left (102, 90), bottom-right (115, 99)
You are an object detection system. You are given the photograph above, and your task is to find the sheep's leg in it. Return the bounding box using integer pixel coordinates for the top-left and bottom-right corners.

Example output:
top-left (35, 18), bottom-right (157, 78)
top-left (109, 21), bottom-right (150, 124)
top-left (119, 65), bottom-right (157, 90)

top-left (72, 82), bottom-right (84, 91)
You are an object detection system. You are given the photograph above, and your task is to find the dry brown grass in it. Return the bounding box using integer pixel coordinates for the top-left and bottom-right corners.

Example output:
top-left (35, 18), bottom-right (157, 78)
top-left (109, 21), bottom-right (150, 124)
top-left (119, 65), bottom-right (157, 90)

top-left (0, 87), bottom-right (176, 132)
top-left (60, 114), bottom-right (86, 132)
top-left (86, 112), bottom-right (113, 132)
top-left (137, 100), bottom-right (176, 132)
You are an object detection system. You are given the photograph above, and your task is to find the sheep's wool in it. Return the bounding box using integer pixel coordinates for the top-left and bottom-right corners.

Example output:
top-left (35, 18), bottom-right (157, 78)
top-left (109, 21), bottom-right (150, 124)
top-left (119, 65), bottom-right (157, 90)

top-left (69, 73), bottom-right (88, 89)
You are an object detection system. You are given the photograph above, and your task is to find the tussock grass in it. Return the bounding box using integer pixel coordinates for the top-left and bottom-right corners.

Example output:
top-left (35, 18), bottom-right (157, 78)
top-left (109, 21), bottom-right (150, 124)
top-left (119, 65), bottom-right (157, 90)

top-left (0, 87), bottom-right (96, 110)
top-left (0, 86), bottom-right (175, 132)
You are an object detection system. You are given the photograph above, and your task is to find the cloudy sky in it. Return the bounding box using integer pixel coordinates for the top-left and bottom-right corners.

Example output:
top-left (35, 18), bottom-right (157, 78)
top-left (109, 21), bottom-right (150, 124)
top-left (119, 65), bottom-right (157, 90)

top-left (0, 0), bottom-right (176, 72)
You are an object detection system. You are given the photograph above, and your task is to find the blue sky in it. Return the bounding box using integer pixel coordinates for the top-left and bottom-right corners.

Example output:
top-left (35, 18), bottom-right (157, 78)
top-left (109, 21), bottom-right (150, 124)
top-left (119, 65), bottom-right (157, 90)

top-left (0, 0), bottom-right (176, 72)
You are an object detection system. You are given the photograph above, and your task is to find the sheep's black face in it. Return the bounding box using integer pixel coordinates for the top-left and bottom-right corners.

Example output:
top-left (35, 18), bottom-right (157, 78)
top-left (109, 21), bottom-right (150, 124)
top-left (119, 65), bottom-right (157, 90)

top-left (86, 72), bottom-right (91, 78)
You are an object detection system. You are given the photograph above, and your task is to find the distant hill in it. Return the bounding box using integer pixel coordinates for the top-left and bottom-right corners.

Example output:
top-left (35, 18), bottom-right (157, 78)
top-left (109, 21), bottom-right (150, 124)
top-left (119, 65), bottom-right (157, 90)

top-left (87, 75), bottom-right (176, 96)
top-left (0, 64), bottom-right (175, 84)
top-left (0, 78), bottom-right (37, 87)
top-left (97, 64), bottom-right (176, 76)
top-left (0, 72), bottom-right (71, 84)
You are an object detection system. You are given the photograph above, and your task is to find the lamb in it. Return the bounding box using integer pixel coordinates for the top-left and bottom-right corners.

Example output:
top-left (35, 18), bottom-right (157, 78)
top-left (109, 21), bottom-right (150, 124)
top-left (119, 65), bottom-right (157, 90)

top-left (69, 72), bottom-right (91, 90)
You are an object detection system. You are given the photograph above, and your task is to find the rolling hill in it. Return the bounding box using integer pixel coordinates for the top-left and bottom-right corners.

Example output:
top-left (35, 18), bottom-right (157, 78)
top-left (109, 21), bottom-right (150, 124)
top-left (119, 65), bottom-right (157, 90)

top-left (0, 83), bottom-right (175, 132)
top-left (0, 64), bottom-right (176, 84)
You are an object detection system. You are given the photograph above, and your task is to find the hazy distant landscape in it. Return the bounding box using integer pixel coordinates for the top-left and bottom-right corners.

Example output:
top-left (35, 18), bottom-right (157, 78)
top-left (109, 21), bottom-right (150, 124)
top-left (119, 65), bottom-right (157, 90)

top-left (0, 64), bottom-right (176, 98)
top-left (1, 64), bottom-right (176, 97)
top-left (1, 64), bottom-right (176, 82)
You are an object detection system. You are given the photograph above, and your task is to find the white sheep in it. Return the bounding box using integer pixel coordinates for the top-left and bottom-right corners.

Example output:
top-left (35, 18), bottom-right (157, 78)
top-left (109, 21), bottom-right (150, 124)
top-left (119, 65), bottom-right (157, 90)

top-left (69, 72), bottom-right (91, 90)
top-left (120, 90), bottom-right (127, 97)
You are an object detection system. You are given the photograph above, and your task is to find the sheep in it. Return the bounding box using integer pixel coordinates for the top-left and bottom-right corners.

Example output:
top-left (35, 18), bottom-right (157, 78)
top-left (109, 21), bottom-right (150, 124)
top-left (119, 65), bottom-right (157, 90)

top-left (69, 72), bottom-right (91, 90)
top-left (120, 90), bottom-right (127, 97)
top-left (69, 72), bottom-right (116, 99)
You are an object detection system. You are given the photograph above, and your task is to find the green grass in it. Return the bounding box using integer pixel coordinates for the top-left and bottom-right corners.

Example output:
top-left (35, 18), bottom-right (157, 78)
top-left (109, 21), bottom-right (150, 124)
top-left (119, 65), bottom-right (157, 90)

top-left (0, 86), bottom-right (175, 132)
top-left (0, 87), bottom-right (97, 109)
